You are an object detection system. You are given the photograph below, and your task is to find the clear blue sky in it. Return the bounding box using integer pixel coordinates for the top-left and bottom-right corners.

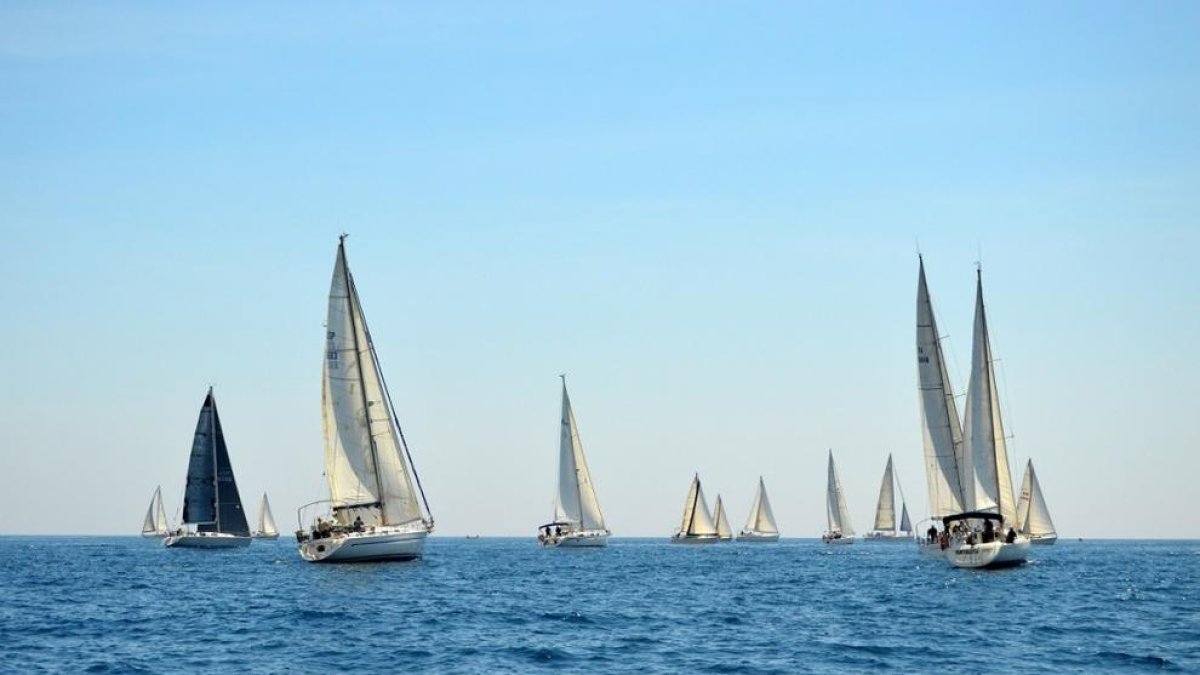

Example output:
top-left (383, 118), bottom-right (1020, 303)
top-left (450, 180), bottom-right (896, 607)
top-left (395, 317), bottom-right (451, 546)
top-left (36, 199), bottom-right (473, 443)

top-left (2, 3), bottom-right (1197, 537)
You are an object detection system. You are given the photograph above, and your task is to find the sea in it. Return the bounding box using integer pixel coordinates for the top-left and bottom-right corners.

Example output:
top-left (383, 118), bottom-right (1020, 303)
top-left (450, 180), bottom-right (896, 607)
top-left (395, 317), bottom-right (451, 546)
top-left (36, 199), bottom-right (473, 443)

top-left (1, 537), bottom-right (1196, 673)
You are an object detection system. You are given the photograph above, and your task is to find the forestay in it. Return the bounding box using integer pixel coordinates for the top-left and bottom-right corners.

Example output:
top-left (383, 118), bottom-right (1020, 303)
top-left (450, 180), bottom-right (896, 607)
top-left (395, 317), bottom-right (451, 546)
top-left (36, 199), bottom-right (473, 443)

top-left (916, 258), bottom-right (967, 518)
top-left (553, 379), bottom-right (606, 531)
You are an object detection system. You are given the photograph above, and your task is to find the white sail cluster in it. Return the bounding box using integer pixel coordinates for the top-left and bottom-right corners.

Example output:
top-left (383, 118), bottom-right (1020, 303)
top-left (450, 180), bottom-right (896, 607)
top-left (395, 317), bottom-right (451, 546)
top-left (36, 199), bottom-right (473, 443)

top-left (553, 380), bottom-right (607, 533)
top-left (740, 478), bottom-right (779, 538)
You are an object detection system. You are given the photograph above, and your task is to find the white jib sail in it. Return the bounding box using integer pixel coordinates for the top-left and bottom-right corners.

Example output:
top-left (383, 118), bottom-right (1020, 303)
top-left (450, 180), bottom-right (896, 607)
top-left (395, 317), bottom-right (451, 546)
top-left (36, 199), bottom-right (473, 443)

top-left (258, 493), bottom-right (278, 536)
top-left (1017, 460), bottom-right (1056, 537)
top-left (553, 379), bottom-right (606, 531)
top-left (679, 475), bottom-right (718, 536)
top-left (827, 451), bottom-right (854, 536)
top-left (714, 495), bottom-right (732, 539)
top-left (916, 258), bottom-right (967, 518)
top-left (961, 270), bottom-right (1018, 525)
top-left (142, 486), bottom-right (168, 535)
top-left (873, 454), bottom-right (897, 532)
top-left (322, 241), bottom-right (423, 528)
top-left (743, 477), bottom-right (779, 535)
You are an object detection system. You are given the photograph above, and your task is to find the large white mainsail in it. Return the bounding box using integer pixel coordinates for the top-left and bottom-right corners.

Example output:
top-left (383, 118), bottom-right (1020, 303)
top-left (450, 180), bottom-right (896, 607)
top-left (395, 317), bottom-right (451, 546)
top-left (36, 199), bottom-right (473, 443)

top-left (826, 451), bottom-right (854, 536)
top-left (142, 486), bottom-right (169, 537)
top-left (1016, 460), bottom-right (1056, 540)
top-left (322, 238), bottom-right (430, 529)
top-left (873, 455), bottom-right (897, 532)
top-left (677, 474), bottom-right (718, 537)
top-left (961, 269), bottom-right (1017, 525)
top-left (742, 477), bottom-right (779, 535)
top-left (713, 495), bottom-right (733, 540)
top-left (553, 377), bottom-right (606, 532)
top-left (916, 257), bottom-right (967, 518)
top-left (257, 493), bottom-right (278, 537)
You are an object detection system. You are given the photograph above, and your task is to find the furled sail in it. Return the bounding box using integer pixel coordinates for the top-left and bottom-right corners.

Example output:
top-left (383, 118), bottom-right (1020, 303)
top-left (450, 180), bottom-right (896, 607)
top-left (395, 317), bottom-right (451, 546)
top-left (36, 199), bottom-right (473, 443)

top-left (678, 474), bottom-right (718, 536)
top-left (142, 486), bottom-right (169, 536)
top-left (714, 495), bottom-right (732, 539)
top-left (553, 378), bottom-right (606, 531)
top-left (322, 240), bottom-right (425, 528)
top-left (182, 389), bottom-right (249, 536)
top-left (742, 477), bottom-right (779, 535)
top-left (873, 455), bottom-right (897, 531)
top-left (258, 493), bottom-right (278, 536)
top-left (916, 258), bottom-right (967, 518)
top-left (1016, 460), bottom-right (1056, 538)
top-left (826, 451), bottom-right (854, 536)
top-left (961, 270), bottom-right (1018, 525)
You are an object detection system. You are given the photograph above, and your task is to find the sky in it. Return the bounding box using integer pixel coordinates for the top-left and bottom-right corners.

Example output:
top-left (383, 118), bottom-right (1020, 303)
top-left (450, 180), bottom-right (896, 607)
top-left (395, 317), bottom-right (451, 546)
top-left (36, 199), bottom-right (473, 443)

top-left (1, 3), bottom-right (1198, 538)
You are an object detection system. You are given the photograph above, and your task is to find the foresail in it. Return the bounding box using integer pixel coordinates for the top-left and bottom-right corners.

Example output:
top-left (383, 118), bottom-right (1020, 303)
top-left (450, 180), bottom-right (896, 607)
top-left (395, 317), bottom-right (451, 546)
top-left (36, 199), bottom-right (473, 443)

top-left (206, 394), bottom-right (249, 536)
top-left (142, 487), bottom-right (161, 535)
top-left (873, 455), bottom-right (896, 531)
top-left (756, 479), bottom-right (779, 534)
top-left (917, 259), bottom-right (967, 518)
top-left (554, 382), bottom-right (606, 531)
top-left (714, 496), bottom-right (732, 539)
top-left (1024, 462), bottom-right (1056, 537)
top-left (742, 482), bottom-right (763, 532)
top-left (678, 475), bottom-right (700, 534)
top-left (1016, 462), bottom-right (1032, 531)
top-left (689, 482), bottom-right (718, 536)
top-left (899, 503), bottom-right (912, 533)
top-left (259, 493), bottom-right (278, 535)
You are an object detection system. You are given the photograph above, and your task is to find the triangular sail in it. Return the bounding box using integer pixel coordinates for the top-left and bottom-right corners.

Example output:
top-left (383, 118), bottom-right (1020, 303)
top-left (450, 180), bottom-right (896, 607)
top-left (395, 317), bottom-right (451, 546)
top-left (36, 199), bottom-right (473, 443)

top-left (899, 503), bottom-right (912, 534)
top-left (714, 495), bottom-right (732, 539)
top-left (873, 455), bottom-right (897, 531)
top-left (916, 258), bottom-right (967, 518)
top-left (743, 477), bottom-right (779, 535)
top-left (182, 389), bottom-right (250, 536)
top-left (322, 240), bottom-right (425, 528)
top-left (1017, 460), bottom-right (1056, 537)
top-left (826, 451), bottom-right (854, 536)
top-left (258, 493), bottom-right (278, 536)
top-left (553, 379), bottom-right (606, 531)
top-left (142, 486), bottom-right (168, 535)
top-left (961, 270), bottom-right (1017, 525)
top-left (678, 475), bottom-right (718, 536)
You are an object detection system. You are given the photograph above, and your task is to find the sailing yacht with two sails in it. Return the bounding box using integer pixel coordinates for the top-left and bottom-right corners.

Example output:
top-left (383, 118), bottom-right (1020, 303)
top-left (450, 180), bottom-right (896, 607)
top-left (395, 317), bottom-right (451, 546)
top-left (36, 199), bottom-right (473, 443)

top-left (1016, 460), bottom-right (1057, 545)
top-left (671, 474), bottom-right (721, 544)
top-left (163, 388), bottom-right (252, 549)
top-left (822, 450), bottom-right (855, 545)
top-left (253, 493), bottom-right (279, 540)
top-left (296, 237), bottom-right (435, 563)
top-left (141, 486), bottom-right (170, 538)
top-left (865, 454), bottom-right (912, 541)
top-left (537, 377), bottom-right (610, 547)
top-left (737, 478), bottom-right (780, 542)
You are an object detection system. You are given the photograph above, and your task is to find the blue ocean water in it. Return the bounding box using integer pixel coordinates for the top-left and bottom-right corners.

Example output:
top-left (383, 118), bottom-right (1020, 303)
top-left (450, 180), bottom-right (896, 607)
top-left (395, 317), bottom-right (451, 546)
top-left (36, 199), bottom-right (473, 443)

top-left (1, 537), bottom-right (1197, 673)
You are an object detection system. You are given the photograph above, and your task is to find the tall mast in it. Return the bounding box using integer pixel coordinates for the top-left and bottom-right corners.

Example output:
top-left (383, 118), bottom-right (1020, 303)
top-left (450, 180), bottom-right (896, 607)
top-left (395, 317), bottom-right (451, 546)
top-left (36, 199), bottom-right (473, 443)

top-left (686, 475), bottom-right (700, 535)
top-left (209, 387), bottom-right (220, 532)
top-left (563, 375), bottom-right (586, 528)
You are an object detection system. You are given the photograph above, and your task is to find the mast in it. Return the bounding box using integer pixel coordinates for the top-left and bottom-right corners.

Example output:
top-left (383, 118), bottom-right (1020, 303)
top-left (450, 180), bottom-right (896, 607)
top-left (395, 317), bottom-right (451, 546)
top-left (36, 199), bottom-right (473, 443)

top-left (686, 475), bottom-right (700, 535)
top-left (564, 375), bottom-right (586, 528)
top-left (209, 388), bottom-right (220, 532)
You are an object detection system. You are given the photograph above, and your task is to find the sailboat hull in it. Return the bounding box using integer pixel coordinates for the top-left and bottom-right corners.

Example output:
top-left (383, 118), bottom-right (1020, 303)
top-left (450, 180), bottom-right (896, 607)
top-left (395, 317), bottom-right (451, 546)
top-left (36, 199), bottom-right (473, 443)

top-left (946, 538), bottom-right (1029, 568)
top-left (1029, 534), bottom-right (1058, 546)
top-left (542, 530), bottom-right (609, 548)
top-left (736, 532), bottom-right (780, 542)
top-left (253, 532), bottom-right (281, 540)
top-left (670, 534), bottom-right (721, 545)
top-left (864, 533), bottom-right (911, 543)
top-left (299, 527), bottom-right (427, 563)
top-left (164, 532), bottom-right (252, 549)
top-left (822, 534), bottom-right (856, 545)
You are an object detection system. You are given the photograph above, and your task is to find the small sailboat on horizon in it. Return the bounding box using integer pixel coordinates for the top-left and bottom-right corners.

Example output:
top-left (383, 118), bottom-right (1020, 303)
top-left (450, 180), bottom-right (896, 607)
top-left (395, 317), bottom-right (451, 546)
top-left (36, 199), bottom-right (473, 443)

top-left (671, 474), bottom-right (721, 545)
top-left (537, 376), bottom-right (610, 548)
top-left (163, 387), bottom-right (252, 549)
top-left (141, 486), bottom-right (170, 538)
top-left (296, 236), bottom-right (434, 563)
top-left (1016, 459), bottom-right (1057, 545)
top-left (865, 454), bottom-right (913, 541)
top-left (713, 495), bottom-right (733, 542)
top-left (737, 477), bottom-right (780, 542)
top-left (253, 493), bottom-right (279, 540)
top-left (822, 450), bottom-right (855, 545)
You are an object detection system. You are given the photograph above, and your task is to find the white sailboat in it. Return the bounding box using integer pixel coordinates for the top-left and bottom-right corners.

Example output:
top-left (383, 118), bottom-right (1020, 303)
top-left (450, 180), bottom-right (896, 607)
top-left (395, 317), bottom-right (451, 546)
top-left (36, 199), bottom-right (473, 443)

top-left (941, 268), bottom-right (1029, 569)
top-left (822, 450), bottom-right (855, 545)
top-left (713, 495), bottom-right (733, 542)
top-left (865, 454), bottom-right (913, 541)
top-left (1016, 460), bottom-right (1057, 545)
top-left (297, 236), bottom-right (434, 563)
top-left (253, 493), bottom-right (279, 540)
top-left (737, 477), bottom-right (780, 542)
top-left (671, 474), bottom-right (721, 544)
top-left (914, 256), bottom-right (968, 555)
top-left (537, 376), bottom-right (610, 548)
top-left (141, 486), bottom-right (170, 538)
top-left (164, 387), bottom-right (253, 549)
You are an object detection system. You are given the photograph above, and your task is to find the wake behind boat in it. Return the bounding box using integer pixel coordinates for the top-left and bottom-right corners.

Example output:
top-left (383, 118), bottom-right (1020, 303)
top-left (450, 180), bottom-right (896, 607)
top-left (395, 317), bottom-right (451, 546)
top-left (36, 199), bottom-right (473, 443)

top-left (296, 236), bottom-right (434, 563)
top-left (822, 450), bottom-right (855, 545)
top-left (737, 477), bottom-right (780, 542)
top-left (537, 376), bottom-right (610, 548)
top-left (671, 474), bottom-right (721, 544)
top-left (864, 454), bottom-right (913, 542)
top-left (163, 388), bottom-right (252, 549)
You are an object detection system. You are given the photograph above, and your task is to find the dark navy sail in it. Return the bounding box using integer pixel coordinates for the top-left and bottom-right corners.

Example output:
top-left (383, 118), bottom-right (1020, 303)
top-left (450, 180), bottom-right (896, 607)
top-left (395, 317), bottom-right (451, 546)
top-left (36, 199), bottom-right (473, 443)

top-left (181, 389), bottom-right (249, 536)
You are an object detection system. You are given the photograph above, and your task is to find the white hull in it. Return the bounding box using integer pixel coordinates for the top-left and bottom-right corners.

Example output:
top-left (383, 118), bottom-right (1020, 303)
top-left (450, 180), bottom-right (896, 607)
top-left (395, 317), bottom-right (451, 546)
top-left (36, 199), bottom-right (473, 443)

top-left (540, 530), bottom-right (609, 548)
top-left (253, 532), bottom-right (280, 540)
top-left (142, 532), bottom-right (169, 539)
top-left (736, 532), bottom-right (780, 542)
top-left (671, 534), bottom-right (721, 545)
top-left (822, 533), bottom-right (855, 545)
top-left (1029, 534), bottom-right (1058, 546)
top-left (164, 532), bottom-right (252, 549)
top-left (945, 538), bottom-right (1029, 568)
top-left (299, 527), bottom-right (427, 563)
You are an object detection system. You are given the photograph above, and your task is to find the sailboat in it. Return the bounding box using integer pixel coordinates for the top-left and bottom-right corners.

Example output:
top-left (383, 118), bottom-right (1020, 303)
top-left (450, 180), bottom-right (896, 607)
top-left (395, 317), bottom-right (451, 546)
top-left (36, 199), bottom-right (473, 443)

top-left (537, 376), bottom-right (610, 548)
top-left (915, 256), bottom-right (968, 555)
top-left (297, 236), bottom-right (435, 563)
top-left (822, 450), bottom-right (855, 545)
top-left (670, 474), bottom-right (720, 544)
top-left (737, 477), bottom-right (780, 542)
top-left (141, 486), bottom-right (170, 538)
top-left (1016, 460), bottom-right (1057, 545)
top-left (713, 495), bottom-right (733, 542)
top-left (865, 454), bottom-right (913, 541)
top-left (253, 493), bottom-right (279, 540)
top-left (163, 388), bottom-right (252, 549)
top-left (940, 268), bottom-right (1029, 569)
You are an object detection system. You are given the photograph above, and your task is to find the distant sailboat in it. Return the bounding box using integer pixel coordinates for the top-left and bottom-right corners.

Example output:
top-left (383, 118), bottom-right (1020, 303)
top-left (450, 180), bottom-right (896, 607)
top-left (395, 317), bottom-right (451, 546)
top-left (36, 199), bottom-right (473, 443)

top-left (297, 236), bottom-right (434, 563)
top-left (163, 388), bottom-right (252, 549)
top-left (253, 493), bottom-right (279, 540)
top-left (865, 454), bottom-right (912, 541)
top-left (1016, 460), bottom-right (1057, 545)
top-left (737, 477), bottom-right (780, 542)
top-left (822, 450), bottom-right (855, 545)
top-left (671, 474), bottom-right (720, 544)
top-left (713, 495), bottom-right (733, 542)
top-left (537, 376), bottom-right (610, 548)
top-left (141, 486), bottom-right (169, 538)
top-left (941, 268), bottom-right (1029, 569)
